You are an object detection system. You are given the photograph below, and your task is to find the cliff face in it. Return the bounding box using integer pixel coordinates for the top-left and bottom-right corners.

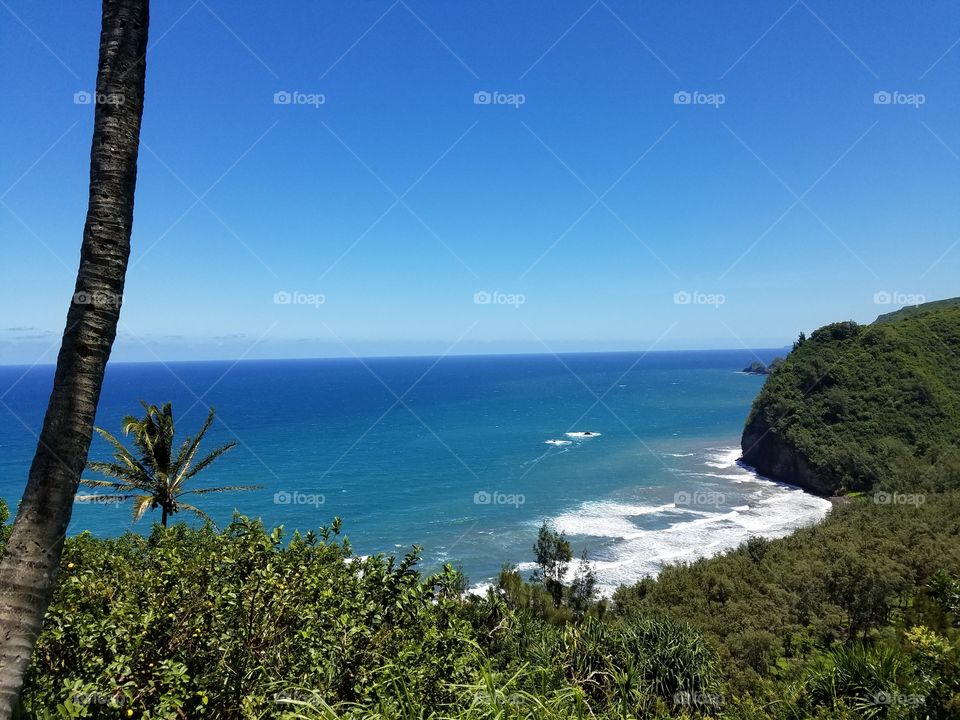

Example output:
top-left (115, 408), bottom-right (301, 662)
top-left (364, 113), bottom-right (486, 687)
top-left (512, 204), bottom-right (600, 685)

top-left (739, 298), bottom-right (960, 497)
top-left (740, 411), bottom-right (834, 496)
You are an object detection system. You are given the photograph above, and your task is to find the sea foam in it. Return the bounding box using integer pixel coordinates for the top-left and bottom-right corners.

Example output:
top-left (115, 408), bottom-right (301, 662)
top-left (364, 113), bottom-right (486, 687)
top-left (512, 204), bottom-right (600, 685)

top-left (538, 446), bottom-right (831, 597)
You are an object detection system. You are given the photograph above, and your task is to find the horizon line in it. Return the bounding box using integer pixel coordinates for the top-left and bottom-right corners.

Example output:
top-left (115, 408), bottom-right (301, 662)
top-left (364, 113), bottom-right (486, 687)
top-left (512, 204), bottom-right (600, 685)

top-left (0, 345), bottom-right (793, 369)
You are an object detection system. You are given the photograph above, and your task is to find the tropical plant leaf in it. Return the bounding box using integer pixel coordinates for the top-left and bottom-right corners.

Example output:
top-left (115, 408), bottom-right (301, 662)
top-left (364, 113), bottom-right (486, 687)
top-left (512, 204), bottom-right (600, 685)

top-left (183, 484), bottom-right (261, 496)
top-left (93, 427), bottom-right (151, 477)
top-left (78, 478), bottom-right (134, 491)
top-left (182, 442), bottom-right (237, 482)
top-left (131, 494), bottom-right (155, 522)
top-left (176, 502), bottom-right (216, 528)
top-left (85, 462), bottom-right (152, 488)
top-left (171, 407), bottom-right (217, 488)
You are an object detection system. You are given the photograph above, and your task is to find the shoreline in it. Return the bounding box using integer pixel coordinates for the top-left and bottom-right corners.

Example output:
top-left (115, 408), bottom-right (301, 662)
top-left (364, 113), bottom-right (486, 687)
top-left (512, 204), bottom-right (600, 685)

top-left (471, 443), bottom-right (834, 599)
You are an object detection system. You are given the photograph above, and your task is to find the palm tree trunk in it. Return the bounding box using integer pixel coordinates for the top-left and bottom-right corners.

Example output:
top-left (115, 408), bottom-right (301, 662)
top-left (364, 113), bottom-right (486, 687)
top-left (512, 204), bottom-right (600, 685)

top-left (161, 506), bottom-right (168, 527)
top-left (0, 1), bottom-right (149, 714)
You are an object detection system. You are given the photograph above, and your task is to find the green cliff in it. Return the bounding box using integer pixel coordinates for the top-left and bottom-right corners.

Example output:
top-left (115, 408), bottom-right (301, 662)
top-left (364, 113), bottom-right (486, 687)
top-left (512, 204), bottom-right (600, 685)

top-left (741, 298), bottom-right (960, 495)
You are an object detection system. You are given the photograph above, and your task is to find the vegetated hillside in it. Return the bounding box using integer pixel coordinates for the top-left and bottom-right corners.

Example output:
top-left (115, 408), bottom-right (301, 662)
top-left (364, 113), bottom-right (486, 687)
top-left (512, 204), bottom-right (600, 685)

top-left (874, 296), bottom-right (960, 325)
top-left (741, 299), bottom-right (960, 495)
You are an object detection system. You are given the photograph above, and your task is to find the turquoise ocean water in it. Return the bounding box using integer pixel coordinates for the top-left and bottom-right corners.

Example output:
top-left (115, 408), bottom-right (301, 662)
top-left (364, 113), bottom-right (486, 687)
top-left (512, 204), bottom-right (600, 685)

top-left (0, 350), bottom-right (831, 594)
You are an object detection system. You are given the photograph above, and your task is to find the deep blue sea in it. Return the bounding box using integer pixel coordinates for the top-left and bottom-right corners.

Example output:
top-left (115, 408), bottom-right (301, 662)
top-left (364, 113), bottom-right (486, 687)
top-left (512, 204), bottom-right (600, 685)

top-left (0, 350), bottom-right (830, 594)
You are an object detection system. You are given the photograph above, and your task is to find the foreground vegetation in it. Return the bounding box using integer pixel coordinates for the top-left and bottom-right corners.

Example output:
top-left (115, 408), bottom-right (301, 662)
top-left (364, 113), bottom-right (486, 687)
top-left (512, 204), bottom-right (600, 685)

top-left (5, 490), bottom-right (957, 719)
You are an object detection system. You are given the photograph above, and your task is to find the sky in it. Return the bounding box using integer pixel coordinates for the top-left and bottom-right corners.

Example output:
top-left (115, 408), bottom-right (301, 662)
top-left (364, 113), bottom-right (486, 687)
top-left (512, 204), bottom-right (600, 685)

top-left (0, 0), bottom-right (958, 364)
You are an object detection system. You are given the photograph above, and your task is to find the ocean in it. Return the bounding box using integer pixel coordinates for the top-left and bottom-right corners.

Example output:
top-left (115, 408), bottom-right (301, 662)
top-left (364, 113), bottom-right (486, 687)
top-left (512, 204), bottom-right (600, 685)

top-left (0, 350), bottom-right (831, 595)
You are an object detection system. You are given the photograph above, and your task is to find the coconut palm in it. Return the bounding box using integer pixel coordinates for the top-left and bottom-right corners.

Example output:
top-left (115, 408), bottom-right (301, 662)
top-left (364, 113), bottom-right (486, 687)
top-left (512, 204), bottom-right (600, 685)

top-left (78, 402), bottom-right (259, 527)
top-left (0, 1), bottom-right (150, 713)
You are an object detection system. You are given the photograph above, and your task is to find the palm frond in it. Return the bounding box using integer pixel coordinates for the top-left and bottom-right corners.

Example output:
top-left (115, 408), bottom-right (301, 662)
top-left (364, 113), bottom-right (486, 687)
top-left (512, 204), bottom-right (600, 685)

top-left (172, 437), bottom-right (194, 479)
top-left (183, 484), bottom-right (261, 496)
top-left (131, 494), bottom-right (156, 522)
top-left (85, 461), bottom-right (153, 488)
top-left (124, 408), bottom-right (157, 468)
top-left (120, 411), bottom-right (143, 436)
top-left (171, 407), bottom-right (220, 486)
top-left (94, 427), bottom-right (140, 465)
top-left (181, 442), bottom-right (237, 483)
top-left (92, 428), bottom-right (153, 479)
top-left (152, 402), bottom-right (175, 476)
top-left (176, 502), bottom-right (217, 528)
top-left (79, 478), bottom-right (134, 491)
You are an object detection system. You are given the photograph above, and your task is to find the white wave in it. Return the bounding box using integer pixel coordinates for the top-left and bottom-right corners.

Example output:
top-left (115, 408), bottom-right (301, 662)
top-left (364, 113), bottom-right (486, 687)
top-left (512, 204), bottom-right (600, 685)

top-left (551, 501), bottom-right (686, 540)
top-left (545, 439), bottom-right (573, 446)
top-left (598, 502), bottom-right (828, 595)
top-left (684, 471), bottom-right (759, 483)
top-left (530, 459), bottom-right (831, 597)
top-left (565, 431), bottom-right (601, 439)
top-left (704, 446), bottom-right (742, 468)
top-left (664, 452), bottom-right (696, 457)
top-left (467, 582), bottom-right (493, 597)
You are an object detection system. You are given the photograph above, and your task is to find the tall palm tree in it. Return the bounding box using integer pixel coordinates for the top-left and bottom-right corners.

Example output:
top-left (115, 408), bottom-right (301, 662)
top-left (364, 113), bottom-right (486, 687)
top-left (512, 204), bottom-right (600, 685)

top-left (0, 1), bottom-right (149, 714)
top-left (78, 402), bottom-right (259, 526)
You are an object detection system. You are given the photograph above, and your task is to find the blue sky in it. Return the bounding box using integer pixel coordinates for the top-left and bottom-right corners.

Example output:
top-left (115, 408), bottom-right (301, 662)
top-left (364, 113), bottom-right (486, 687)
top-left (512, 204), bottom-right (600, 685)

top-left (1, 0), bottom-right (958, 363)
